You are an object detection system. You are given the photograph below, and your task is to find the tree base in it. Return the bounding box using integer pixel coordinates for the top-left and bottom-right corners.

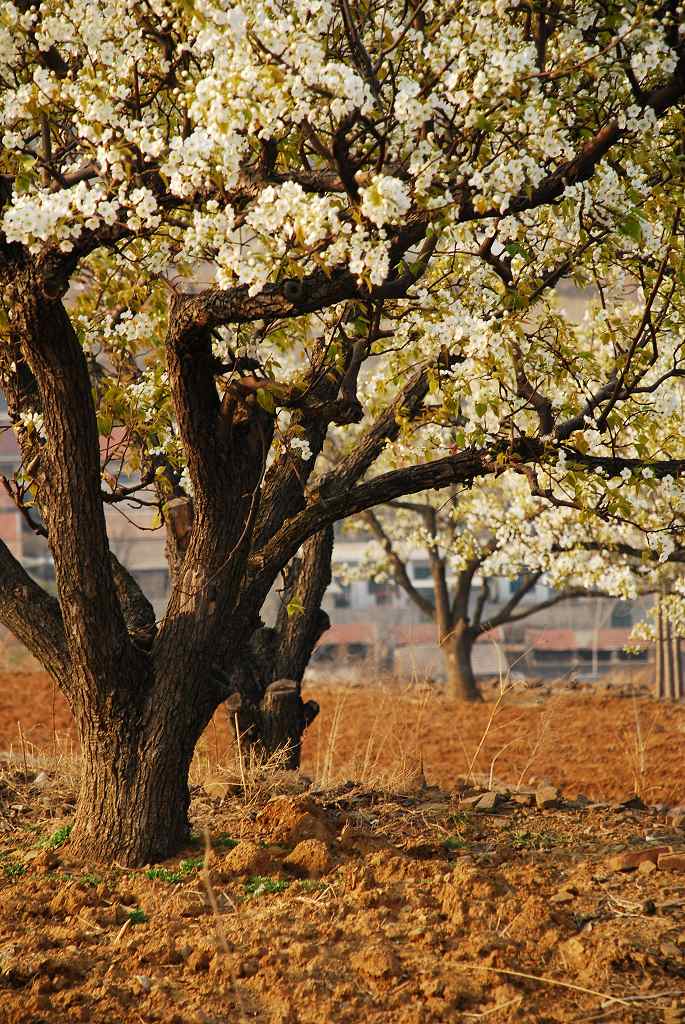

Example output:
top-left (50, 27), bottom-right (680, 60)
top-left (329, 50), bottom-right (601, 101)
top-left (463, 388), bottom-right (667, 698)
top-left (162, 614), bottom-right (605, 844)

top-left (259, 679), bottom-right (319, 768)
top-left (70, 713), bottom-right (196, 866)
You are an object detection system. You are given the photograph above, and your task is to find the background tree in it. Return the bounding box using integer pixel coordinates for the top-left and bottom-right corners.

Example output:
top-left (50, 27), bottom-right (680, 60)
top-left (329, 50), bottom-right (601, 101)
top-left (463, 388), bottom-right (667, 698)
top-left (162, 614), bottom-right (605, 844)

top-left (353, 473), bottom-right (658, 700)
top-left (2, 1), bottom-right (685, 864)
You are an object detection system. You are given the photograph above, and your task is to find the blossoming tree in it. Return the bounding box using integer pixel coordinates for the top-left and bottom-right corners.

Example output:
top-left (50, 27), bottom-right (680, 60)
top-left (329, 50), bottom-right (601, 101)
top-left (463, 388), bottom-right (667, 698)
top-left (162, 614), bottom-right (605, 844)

top-left (355, 473), bottom-right (673, 700)
top-left (2, 0), bottom-right (685, 863)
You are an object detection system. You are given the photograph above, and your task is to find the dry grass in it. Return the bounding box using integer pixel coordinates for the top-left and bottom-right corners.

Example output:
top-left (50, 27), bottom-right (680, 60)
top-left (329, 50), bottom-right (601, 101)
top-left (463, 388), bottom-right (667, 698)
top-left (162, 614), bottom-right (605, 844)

top-left (0, 725), bottom-right (80, 785)
top-left (308, 678), bottom-right (434, 792)
top-left (183, 669), bottom-right (685, 810)
top-left (613, 697), bottom-right (663, 800)
top-left (1, 665), bottom-right (684, 810)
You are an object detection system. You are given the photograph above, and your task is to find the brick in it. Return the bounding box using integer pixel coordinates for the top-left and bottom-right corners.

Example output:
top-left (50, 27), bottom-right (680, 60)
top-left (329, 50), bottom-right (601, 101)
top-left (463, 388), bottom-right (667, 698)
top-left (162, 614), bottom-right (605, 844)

top-left (658, 852), bottom-right (685, 873)
top-left (607, 846), bottom-right (671, 872)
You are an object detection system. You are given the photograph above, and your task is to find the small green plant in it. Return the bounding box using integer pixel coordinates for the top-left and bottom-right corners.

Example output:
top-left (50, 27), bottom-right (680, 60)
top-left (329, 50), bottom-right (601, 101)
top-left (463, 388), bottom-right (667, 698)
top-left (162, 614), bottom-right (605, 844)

top-left (447, 812), bottom-right (471, 829)
top-left (180, 856), bottom-right (203, 872)
top-left (507, 827), bottom-right (563, 851)
top-left (145, 867), bottom-right (183, 882)
top-left (39, 824), bottom-right (72, 850)
top-left (81, 873), bottom-right (101, 886)
top-left (127, 908), bottom-right (148, 925)
top-left (443, 836), bottom-right (468, 852)
top-left (3, 862), bottom-right (25, 879)
top-left (145, 856), bottom-right (203, 884)
top-left (45, 870), bottom-right (74, 883)
top-left (244, 876), bottom-right (290, 898)
top-left (213, 834), bottom-right (238, 850)
top-left (298, 879), bottom-right (325, 892)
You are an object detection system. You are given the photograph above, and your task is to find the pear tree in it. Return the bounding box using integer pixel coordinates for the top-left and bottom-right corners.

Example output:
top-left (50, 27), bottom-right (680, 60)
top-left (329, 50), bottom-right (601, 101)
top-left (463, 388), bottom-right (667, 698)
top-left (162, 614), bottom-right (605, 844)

top-left (2, 0), bottom-right (685, 863)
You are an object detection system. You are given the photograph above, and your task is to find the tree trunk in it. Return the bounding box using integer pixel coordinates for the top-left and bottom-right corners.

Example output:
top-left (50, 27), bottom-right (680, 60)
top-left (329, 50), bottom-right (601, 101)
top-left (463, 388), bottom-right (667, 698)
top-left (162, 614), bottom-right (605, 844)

top-left (69, 680), bottom-right (215, 866)
top-left (442, 621), bottom-right (482, 702)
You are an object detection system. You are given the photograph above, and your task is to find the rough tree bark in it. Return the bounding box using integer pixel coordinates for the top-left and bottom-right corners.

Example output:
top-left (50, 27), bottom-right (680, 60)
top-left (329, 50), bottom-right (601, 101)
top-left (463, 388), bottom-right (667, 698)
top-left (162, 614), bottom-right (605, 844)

top-left (73, 687), bottom-right (209, 864)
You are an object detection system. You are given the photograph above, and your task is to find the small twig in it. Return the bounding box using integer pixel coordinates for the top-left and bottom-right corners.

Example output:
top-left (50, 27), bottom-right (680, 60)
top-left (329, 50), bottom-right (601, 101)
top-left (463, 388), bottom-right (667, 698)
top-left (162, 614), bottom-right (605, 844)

top-left (114, 918), bottom-right (131, 944)
top-left (602, 989), bottom-right (685, 1005)
top-left (200, 828), bottom-right (249, 1021)
top-left (466, 683), bottom-right (513, 783)
top-left (488, 737), bottom-right (520, 790)
top-left (462, 996), bottom-right (523, 1019)
top-left (455, 963), bottom-right (633, 1007)
top-left (234, 713), bottom-right (247, 796)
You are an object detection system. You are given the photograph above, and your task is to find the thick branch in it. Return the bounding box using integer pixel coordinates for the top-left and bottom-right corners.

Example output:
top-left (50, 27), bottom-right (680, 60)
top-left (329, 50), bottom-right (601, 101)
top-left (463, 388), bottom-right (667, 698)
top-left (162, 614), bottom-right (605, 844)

top-left (164, 298), bottom-right (223, 502)
top-left (6, 263), bottom-right (134, 690)
top-left (0, 538), bottom-right (70, 682)
top-left (250, 444), bottom-right (501, 587)
top-left (561, 449), bottom-right (685, 478)
top-left (273, 525), bottom-right (334, 682)
top-left (174, 218), bottom-right (428, 334)
top-left (110, 554), bottom-right (157, 650)
top-left (324, 366), bottom-right (430, 493)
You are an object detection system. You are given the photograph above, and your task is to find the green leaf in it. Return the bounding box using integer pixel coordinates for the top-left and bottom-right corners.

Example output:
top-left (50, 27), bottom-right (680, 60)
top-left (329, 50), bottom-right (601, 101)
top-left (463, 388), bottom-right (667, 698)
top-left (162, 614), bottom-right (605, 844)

top-left (287, 599), bottom-right (304, 618)
top-left (504, 242), bottom-right (529, 259)
top-left (256, 388), bottom-right (276, 414)
top-left (97, 413), bottom-right (113, 436)
top-left (619, 215), bottom-right (642, 243)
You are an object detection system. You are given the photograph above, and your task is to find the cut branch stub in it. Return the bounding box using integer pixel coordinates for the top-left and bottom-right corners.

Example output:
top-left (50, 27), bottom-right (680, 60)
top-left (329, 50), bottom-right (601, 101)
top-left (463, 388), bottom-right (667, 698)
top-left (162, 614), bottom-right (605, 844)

top-left (258, 679), bottom-right (319, 770)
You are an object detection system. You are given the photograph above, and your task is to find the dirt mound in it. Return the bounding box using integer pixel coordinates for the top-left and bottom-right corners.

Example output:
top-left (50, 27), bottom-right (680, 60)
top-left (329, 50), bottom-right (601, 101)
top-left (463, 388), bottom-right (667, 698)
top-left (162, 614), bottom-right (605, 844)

top-left (255, 794), bottom-right (338, 846)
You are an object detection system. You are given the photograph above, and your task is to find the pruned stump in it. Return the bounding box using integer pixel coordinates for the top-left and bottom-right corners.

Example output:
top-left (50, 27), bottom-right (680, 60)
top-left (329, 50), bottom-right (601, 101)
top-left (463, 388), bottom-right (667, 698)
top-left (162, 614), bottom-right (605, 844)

top-left (259, 679), bottom-right (319, 769)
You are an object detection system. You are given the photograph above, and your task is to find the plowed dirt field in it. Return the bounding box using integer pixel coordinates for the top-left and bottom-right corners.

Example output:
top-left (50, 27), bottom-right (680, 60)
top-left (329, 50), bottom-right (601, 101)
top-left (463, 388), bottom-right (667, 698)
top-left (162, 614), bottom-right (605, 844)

top-left (0, 671), bottom-right (684, 1023)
